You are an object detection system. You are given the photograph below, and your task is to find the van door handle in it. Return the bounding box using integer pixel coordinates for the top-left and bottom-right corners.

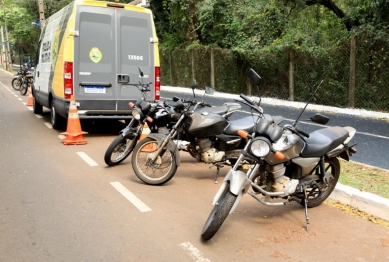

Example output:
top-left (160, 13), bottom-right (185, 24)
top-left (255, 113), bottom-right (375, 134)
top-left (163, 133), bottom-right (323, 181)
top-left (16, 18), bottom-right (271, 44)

top-left (37, 71), bottom-right (39, 77)
top-left (117, 74), bottom-right (130, 84)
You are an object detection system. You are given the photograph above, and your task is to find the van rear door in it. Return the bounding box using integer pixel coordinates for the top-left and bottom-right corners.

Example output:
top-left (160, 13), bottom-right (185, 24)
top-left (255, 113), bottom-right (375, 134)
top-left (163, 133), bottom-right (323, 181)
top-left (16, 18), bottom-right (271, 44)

top-left (116, 8), bottom-right (156, 109)
top-left (73, 4), bottom-right (155, 114)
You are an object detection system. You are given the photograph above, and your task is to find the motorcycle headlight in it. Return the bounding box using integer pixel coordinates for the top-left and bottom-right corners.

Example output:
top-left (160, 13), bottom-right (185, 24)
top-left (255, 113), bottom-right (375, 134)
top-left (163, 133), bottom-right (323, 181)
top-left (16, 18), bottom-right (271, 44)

top-left (250, 137), bottom-right (271, 157)
top-left (131, 108), bottom-right (143, 120)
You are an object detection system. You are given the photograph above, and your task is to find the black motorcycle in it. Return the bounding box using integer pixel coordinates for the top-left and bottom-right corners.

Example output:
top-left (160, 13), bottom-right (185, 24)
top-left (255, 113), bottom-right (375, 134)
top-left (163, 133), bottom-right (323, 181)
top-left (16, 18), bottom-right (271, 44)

top-left (12, 67), bottom-right (33, 92)
top-left (104, 69), bottom-right (240, 166)
top-left (130, 75), bottom-right (281, 185)
top-left (201, 69), bottom-right (358, 241)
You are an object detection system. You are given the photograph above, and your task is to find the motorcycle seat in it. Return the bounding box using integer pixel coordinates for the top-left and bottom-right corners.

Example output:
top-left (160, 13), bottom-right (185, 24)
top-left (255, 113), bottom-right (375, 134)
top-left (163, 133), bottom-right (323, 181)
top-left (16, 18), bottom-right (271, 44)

top-left (196, 106), bottom-right (229, 115)
top-left (301, 126), bottom-right (349, 157)
top-left (223, 115), bottom-right (259, 135)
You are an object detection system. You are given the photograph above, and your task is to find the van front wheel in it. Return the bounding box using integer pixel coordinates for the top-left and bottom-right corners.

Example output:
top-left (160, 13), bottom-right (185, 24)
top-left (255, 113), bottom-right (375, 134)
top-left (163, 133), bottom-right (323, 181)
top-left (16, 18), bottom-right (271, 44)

top-left (50, 101), bottom-right (66, 130)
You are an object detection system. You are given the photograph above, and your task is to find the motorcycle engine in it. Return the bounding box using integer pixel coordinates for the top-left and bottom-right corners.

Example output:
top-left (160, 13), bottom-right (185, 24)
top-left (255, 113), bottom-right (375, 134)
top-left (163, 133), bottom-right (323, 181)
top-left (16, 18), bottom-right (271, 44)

top-left (266, 164), bottom-right (298, 195)
top-left (197, 138), bottom-right (225, 163)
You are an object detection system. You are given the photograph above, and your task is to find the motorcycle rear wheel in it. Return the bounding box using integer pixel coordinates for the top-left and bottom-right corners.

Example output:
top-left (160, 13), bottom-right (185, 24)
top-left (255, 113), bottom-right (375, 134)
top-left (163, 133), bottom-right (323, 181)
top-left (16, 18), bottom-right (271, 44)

top-left (104, 135), bottom-right (138, 166)
top-left (12, 78), bottom-right (21, 91)
top-left (300, 157), bottom-right (340, 208)
top-left (201, 187), bottom-right (237, 241)
top-left (131, 137), bottom-right (177, 185)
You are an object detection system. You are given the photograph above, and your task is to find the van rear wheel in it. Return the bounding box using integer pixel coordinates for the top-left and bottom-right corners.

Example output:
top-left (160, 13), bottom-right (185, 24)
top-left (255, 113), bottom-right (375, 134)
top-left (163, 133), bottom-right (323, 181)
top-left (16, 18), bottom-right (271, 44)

top-left (50, 100), bottom-right (66, 130)
top-left (33, 95), bottom-right (43, 114)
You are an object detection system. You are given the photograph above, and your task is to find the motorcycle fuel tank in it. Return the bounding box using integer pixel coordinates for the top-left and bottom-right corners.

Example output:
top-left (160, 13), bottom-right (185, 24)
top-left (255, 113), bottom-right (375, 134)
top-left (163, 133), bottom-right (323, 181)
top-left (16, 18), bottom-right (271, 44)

top-left (188, 112), bottom-right (228, 137)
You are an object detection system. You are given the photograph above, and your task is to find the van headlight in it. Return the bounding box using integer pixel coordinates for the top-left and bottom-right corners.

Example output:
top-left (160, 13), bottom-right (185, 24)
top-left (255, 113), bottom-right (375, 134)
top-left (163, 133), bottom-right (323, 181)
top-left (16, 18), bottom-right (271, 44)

top-left (250, 137), bottom-right (271, 157)
top-left (131, 108), bottom-right (143, 120)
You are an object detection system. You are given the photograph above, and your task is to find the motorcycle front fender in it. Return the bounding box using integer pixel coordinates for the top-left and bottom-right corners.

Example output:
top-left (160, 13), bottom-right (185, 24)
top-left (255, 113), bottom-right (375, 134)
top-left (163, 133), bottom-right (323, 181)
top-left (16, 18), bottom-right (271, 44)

top-left (120, 126), bottom-right (138, 139)
top-left (146, 133), bottom-right (181, 166)
top-left (227, 169), bottom-right (251, 195)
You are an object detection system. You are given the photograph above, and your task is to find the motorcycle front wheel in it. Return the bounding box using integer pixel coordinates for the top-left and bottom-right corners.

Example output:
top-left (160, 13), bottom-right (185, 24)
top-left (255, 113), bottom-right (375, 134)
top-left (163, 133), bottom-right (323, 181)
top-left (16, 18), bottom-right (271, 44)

top-left (104, 134), bottom-right (138, 166)
top-left (299, 157), bottom-right (340, 208)
top-left (201, 187), bottom-right (237, 241)
top-left (20, 81), bottom-right (28, 95)
top-left (12, 78), bottom-right (21, 91)
top-left (131, 137), bottom-right (177, 185)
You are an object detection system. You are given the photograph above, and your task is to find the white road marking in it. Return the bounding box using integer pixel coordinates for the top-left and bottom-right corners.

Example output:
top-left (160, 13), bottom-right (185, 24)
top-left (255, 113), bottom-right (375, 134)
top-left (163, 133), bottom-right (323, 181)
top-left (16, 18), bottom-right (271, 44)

top-left (35, 114), bottom-right (43, 118)
top-left (179, 242), bottom-right (211, 262)
top-left (27, 106), bottom-right (32, 111)
top-left (18, 98), bottom-right (22, 101)
top-left (44, 122), bottom-right (53, 129)
top-left (76, 152), bottom-right (98, 167)
top-left (58, 135), bottom-right (66, 140)
top-left (14, 95), bottom-right (18, 97)
top-left (110, 182), bottom-right (151, 212)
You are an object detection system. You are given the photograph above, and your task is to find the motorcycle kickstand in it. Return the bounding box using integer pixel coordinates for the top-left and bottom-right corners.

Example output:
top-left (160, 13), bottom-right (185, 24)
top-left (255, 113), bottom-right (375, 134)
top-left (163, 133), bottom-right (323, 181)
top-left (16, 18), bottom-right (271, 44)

top-left (210, 164), bottom-right (223, 184)
top-left (302, 185), bottom-right (310, 231)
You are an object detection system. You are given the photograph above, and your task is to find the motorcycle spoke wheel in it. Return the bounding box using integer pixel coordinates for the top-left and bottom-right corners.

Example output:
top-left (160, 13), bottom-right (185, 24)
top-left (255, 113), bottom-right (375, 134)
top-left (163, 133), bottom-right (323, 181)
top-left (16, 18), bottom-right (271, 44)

top-left (201, 187), bottom-right (237, 241)
top-left (12, 78), bottom-right (21, 91)
top-left (132, 137), bottom-right (177, 185)
top-left (104, 135), bottom-right (137, 166)
top-left (300, 157), bottom-right (340, 208)
top-left (20, 82), bottom-right (28, 95)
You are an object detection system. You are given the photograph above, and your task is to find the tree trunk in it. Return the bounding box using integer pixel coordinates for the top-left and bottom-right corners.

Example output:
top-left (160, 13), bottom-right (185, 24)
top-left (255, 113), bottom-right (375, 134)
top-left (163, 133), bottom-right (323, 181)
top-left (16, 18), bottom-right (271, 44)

top-left (289, 48), bottom-right (295, 101)
top-left (348, 36), bottom-right (356, 108)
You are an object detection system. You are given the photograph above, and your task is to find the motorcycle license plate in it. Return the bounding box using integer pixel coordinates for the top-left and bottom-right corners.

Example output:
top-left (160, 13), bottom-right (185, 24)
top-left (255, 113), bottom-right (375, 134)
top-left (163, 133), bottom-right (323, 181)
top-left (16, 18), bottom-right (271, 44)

top-left (84, 86), bottom-right (106, 94)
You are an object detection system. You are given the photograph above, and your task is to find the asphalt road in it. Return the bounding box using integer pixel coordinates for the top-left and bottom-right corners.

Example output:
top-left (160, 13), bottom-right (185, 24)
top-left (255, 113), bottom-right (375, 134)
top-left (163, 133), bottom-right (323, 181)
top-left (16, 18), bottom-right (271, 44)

top-left (1, 70), bottom-right (389, 261)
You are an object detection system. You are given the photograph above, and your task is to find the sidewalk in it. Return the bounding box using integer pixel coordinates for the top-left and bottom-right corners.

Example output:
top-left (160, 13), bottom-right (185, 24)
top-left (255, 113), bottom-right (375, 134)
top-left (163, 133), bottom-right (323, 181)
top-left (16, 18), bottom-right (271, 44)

top-left (162, 85), bottom-right (389, 222)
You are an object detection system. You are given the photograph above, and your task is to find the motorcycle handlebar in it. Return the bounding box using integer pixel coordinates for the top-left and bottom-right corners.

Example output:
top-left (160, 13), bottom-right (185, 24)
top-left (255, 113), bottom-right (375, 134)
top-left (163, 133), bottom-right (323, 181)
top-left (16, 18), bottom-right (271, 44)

top-left (240, 94), bottom-right (254, 105)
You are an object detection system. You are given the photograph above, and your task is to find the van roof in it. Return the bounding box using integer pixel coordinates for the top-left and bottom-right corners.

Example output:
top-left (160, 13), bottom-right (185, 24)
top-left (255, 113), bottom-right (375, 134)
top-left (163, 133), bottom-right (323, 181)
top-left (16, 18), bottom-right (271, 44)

top-left (74, 0), bottom-right (152, 14)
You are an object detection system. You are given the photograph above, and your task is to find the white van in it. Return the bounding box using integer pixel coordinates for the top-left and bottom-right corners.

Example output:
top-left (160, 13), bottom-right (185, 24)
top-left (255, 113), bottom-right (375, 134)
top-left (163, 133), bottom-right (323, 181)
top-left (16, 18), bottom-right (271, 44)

top-left (33, 0), bottom-right (160, 129)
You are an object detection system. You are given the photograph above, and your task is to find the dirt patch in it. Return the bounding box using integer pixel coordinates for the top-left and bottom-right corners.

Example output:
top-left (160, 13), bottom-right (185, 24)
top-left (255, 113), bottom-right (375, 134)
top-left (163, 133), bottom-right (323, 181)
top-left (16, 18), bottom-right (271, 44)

top-left (380, 238), bottom-right (389, 247)
top-left (270, 251), bottom-right (291, 259)
top-left (265, 223), bottom-right (317, 244)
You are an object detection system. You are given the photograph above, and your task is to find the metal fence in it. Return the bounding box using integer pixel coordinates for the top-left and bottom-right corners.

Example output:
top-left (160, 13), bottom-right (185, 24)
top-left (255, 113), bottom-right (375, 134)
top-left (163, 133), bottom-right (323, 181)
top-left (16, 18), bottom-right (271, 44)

top-left (160, 34), bottom-right (389, 112)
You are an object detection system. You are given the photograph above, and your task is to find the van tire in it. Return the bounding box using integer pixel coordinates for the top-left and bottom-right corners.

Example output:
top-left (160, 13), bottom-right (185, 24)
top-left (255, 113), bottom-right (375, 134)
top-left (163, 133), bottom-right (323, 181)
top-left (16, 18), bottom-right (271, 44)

top-left (33, 97), bottom-right (43, 114)
top-left (50, 100), bottom-right (66, 130)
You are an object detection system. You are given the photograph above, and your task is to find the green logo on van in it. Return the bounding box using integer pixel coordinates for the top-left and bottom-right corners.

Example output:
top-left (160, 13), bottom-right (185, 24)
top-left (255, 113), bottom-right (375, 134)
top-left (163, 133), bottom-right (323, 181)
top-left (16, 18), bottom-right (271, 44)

top-left (89, 47), bottom-right (102, 63)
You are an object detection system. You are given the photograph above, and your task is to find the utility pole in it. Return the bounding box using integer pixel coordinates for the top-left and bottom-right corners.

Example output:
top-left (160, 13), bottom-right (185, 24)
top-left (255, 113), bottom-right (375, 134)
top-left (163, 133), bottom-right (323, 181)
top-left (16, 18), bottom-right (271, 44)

top-left (37, 0), bottom-right (45, 30)
top-left (2, 0), bottom-right (12, 71)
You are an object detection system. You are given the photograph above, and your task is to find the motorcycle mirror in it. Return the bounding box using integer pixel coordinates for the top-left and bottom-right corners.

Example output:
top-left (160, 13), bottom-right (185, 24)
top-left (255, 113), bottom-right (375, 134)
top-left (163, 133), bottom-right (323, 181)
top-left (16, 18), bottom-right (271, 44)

top-left (310, 114), bottom-right (329, 125)
top-left (205, 86), bottom-right (214, 95)
top-left (191, 79), bottom-right (197, 89)
top-left (172, 96), bottom-right (179, 102)
top-left (138, 67), bottom-right (144, 77)
top-left (248, 68), bottom-right (261, 86)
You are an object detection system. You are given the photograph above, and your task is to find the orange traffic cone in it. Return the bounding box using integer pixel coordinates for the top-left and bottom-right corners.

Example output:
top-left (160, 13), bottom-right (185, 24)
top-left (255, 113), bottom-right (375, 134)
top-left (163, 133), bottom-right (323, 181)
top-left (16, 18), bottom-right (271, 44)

top-left (60, 95), bottom-right (88, 145)
top-left (138, 123), bottom-right (151, 141)
top-left (139, 123), bottom-right (156, 152)
top-left (26, 84), bottom-right (34, 106)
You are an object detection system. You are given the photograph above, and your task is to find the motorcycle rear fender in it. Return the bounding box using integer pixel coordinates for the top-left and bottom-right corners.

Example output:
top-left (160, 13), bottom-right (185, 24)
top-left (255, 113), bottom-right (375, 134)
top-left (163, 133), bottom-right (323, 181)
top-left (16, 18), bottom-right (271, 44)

top-left (146, 133), bottom-right (181, 166)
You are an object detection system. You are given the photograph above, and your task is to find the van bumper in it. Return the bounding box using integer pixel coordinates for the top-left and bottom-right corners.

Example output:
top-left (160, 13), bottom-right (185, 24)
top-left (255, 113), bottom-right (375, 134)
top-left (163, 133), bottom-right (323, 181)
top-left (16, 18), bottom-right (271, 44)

top-left (77, 110), bottom-right (133, 119)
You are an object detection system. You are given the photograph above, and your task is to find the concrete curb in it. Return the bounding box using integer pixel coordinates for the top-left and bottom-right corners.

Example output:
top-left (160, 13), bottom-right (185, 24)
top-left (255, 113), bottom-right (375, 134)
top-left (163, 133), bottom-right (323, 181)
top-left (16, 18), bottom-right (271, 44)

top-left (331, 183), bottom-right (389, 221)
top-left (162, 85), bottom-right (389, 222)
